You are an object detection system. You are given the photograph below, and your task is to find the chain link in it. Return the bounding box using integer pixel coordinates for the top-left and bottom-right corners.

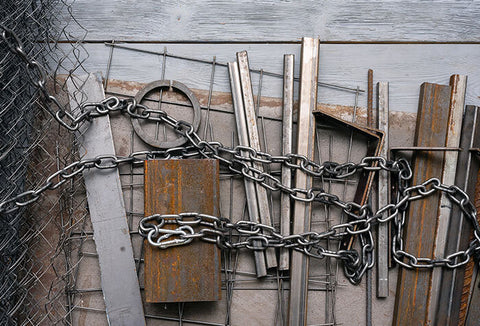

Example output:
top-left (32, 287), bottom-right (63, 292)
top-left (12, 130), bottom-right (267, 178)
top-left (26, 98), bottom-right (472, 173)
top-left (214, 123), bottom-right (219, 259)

top-left (2, 25), bottom-right (480, 285)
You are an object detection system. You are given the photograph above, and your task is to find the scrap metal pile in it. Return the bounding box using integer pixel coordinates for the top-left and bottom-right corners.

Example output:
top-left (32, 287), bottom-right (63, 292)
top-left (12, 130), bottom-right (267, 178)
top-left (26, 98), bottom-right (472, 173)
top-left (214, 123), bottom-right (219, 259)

top-left (2, 23), bottom-right (480, 326)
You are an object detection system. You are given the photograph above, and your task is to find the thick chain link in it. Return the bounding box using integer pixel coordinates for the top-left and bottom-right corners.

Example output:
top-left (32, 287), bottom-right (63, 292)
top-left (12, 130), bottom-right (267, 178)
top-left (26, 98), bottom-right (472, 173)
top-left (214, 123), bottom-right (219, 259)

top-left (2, 25), bottom-right (480, 285)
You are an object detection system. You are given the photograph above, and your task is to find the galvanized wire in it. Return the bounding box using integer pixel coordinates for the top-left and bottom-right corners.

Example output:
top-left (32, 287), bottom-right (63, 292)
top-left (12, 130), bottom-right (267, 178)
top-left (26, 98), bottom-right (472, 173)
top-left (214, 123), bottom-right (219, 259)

top-left (1, 1), bottom-right (88, 325)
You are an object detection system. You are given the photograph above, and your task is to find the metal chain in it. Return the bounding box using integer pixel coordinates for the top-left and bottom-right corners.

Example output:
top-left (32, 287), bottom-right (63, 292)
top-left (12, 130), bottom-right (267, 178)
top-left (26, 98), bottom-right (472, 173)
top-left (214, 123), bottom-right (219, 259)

top-left (2, 25), bottom-right (480, 285)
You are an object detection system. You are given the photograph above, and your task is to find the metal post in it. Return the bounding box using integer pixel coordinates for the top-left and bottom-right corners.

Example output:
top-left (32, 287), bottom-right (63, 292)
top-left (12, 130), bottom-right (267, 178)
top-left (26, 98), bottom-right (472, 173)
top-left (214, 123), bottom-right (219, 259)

top-left (236, 51), bottom-right (277, 269)
top-left (377, 81), bottom-right (389, 298)
top-left (279, 54), bottom-right (294, 271)
top-left (228, 62), bottom-right (267, 278)
top-left (288, 37), bottom-right (319, 326)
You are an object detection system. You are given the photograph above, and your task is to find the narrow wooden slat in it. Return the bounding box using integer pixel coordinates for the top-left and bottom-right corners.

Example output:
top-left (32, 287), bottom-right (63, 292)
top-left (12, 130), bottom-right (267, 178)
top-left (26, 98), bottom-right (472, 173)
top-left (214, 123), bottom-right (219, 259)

top-left (144, 159), bottom-right (222, 302)
top-left (393, 82), bottom-right (451, 326)
top-left (67, 73), bottom-right (146, 325)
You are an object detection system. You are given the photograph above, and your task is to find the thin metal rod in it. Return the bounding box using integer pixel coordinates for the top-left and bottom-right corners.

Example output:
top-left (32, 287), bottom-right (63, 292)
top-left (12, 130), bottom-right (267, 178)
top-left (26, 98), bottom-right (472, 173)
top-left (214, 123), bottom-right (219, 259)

top-left (155, 47), bottom-right (167, 141)
top-left (289, 37), bottom-right (319, 326)
top-left (236, 51), bottom-right (277, 269)
top-left (203, 56), bottom-right (216, 140)
top-left (377, 81), bottom-right (390, 298)
top-left (104, 40), bottom-right (115, 90)
top-left (279, 54), bottom-right (294, 271)
top-left (105, 42), bottom-right (364, 93)
top-left (228, 61), bottom-right (267, 278)
top-left (390, 146), bottom-right (462, 152)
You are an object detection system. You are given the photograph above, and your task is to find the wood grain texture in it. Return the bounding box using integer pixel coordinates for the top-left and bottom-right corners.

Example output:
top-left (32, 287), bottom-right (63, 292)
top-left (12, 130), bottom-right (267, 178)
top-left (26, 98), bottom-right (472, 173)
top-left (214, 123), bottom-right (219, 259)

top-left (58, 43), bottom-right (480, 113)
top-left (65, 0), bottom-right (480, 42)
top-left (144, 159), bottom-right (221, 303)
top-left (393, 83), bottom-right (451, 326)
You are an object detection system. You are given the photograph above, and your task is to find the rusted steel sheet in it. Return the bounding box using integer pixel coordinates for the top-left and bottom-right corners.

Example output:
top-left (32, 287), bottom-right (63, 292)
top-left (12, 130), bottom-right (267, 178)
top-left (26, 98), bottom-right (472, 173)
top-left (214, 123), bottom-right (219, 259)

top-left (144, 159), bottom-right (222, 303)
top-left (393, 82), bottom-right (451, 326)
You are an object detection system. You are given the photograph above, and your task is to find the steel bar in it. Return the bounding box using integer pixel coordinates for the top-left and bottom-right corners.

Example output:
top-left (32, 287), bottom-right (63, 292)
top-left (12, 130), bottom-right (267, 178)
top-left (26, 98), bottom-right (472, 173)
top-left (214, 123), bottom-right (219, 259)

top-left (429, 74), bottom-right (467, 322)
top-left (390, 146), bottom-right (461, 152)
top-left (67, 73), bottom-right (145, 325)
top-left (143, 159), bottom-right (222, 302)
top-left (377, 81), bottom-right (390, 298)
top-left (279, 54), bottom-right (294, 271)
top-left (228, 62), bottom-right (267, 278)
top-left (236, 50), bottom-right (277, 269)
top-left (288, 37), bottom-right (319, 326)
top-left (393, 82), bottom-right (452, 326)
top-left (437, 105), bottom-right (480, 325)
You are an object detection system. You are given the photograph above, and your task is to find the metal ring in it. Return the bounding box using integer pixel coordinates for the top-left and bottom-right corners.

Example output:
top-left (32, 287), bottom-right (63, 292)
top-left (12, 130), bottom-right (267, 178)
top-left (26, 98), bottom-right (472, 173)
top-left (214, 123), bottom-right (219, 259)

top-left (132, 80), bottom-right (201, 148)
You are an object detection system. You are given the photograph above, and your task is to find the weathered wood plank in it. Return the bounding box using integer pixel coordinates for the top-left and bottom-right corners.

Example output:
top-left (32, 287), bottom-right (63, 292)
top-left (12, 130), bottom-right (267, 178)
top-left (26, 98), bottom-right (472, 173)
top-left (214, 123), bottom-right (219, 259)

top-left (393, 83), bottom-right (451, 326)
top-left (67, 73), bottom-right (145, 325)
top-left (144, 159), bottom-right (222, 302)
top-left (65, 0), bottom-right (480, 42)
top-left (58, 43), bottom-right (480, 113)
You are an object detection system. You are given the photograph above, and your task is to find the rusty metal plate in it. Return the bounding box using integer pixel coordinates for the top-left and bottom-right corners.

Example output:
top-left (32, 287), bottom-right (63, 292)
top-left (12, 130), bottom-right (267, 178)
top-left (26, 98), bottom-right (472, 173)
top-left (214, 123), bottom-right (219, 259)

top-left (144, 159), bottom-right (222, 303)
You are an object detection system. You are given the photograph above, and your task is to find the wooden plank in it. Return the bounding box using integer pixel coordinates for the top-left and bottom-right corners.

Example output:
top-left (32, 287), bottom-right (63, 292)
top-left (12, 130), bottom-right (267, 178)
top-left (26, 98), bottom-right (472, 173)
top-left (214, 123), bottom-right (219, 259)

top-left (393, 83), bottom-right (451, 326)
top-left (64, 0), bottom-right (480, 42)
top-left (67, 73), bottom-right (145, 325)
top-left (429, 74), bottom-right (466, 322)
top-left (144, 159), bottom-right (222, 302)
top-left (289, 37), bottom-right (319, 326)
top-left (60, 43), bottom-right (480, 113)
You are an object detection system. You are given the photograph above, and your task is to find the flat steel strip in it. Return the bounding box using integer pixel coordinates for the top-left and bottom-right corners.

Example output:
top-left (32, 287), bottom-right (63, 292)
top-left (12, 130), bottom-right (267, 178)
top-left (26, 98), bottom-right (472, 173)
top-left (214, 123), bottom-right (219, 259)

top-left (377, 81), bottom-right (390, 298)
top-left (279, 54), bottom-right (294, 271)
top-left (236, 51), bottom-right (277, 269)
top-left (67, 73), bottom-right (146, 325)
top-left (228, 62), bottom-right (268, 277)
top-left (289, 37), bottom-right (319, 326)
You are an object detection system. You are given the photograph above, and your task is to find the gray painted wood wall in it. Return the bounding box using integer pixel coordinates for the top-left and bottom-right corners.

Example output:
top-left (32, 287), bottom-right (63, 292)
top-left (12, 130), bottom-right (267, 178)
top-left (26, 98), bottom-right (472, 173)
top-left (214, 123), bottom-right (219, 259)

top-left (63, 0), bottom-right (480, 113)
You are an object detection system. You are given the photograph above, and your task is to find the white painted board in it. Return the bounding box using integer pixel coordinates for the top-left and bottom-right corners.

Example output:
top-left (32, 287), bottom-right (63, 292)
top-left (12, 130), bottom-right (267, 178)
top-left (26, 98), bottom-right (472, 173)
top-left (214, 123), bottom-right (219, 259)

top-left (64, 0), bottom-right (480, 42)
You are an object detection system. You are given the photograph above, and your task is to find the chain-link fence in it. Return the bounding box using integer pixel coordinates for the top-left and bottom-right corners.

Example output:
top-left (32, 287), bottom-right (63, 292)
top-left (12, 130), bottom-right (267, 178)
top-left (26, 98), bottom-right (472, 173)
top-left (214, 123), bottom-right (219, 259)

top-left (1, 1), bottom-right (88, 324)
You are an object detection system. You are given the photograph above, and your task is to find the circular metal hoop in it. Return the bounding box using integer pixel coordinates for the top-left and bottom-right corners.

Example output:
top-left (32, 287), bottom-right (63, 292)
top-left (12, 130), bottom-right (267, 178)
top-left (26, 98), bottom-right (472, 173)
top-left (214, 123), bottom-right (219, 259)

top-left (132, 80), bottom-right (201, 148)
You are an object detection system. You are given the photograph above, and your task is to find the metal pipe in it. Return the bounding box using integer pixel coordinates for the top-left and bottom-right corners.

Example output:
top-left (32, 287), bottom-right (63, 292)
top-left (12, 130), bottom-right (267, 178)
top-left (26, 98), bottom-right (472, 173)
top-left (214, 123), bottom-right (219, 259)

top-left (288, 37), bottom-right (319, 326)
top-left (377, 81), bottom-right (390, 298)
top-left (227, 61), bottom-right (267, 278)
top-left (279, 54), bottom-right (294, 271)
top-left (236, 51), bottom-right (277, 269)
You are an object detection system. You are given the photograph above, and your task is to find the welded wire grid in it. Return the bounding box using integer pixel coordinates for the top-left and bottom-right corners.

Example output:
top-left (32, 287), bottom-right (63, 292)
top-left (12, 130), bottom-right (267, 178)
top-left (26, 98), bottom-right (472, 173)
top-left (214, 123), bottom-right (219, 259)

top-left (0, 3), bottom-right (369, 324)
top-left (80, 44), bottom-right (366, 325)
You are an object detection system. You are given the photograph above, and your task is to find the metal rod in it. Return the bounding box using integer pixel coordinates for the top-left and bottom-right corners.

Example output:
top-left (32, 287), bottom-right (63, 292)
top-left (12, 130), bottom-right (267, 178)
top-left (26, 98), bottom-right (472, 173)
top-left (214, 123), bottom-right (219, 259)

top-left (390, 146), bottom-right (462, 152)
top-left (105, 42), bottom-right (365, 93)
top-left (366, 70), bottom-right (374, 326)
top-left (203, 56), bottom-right (216, 140)
top-left (236, 51), bottom-right (277, 269)
top-left (279, 54), bottom-right (294, 271)
top-left (289, 37), bottom-right (319, 326)
top-left (377, 81), bottom-right (390, 298)
top-left (429, 74), bottom-right (467, 322)
top-left (228, 61), bottom-right (267, 278)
